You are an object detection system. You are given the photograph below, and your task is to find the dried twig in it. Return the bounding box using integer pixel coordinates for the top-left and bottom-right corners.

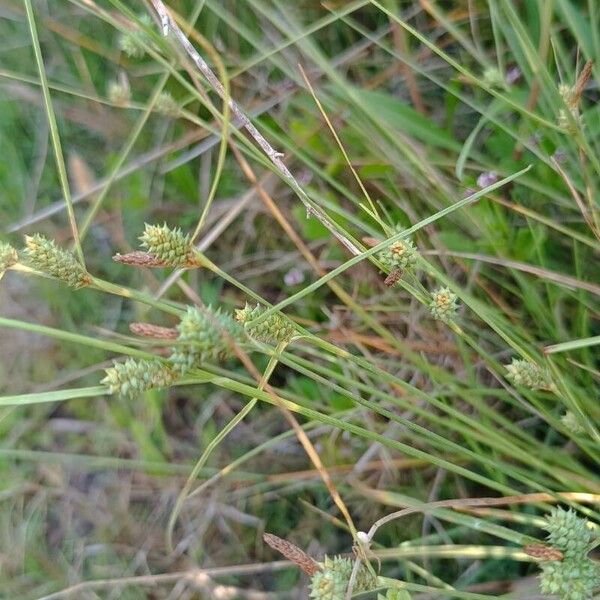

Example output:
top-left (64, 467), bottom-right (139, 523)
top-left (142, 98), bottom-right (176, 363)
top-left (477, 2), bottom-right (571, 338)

top-left (145, 0), bottom-right (360, 256)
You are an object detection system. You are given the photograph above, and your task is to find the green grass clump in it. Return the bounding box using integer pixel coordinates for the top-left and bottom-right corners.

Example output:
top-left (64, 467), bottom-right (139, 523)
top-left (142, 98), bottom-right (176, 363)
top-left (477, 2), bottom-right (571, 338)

top-left (0, 0), bottom-right (598, 598)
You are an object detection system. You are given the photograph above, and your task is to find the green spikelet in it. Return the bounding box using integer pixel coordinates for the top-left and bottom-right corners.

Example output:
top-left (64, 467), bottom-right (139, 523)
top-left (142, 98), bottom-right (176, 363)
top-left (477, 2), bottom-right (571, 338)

top-left (505, 358), bottom-right (551, 390)
top-left (429, 287), bottom-right (459, 323)
top-left (377, 226), bottom-right (418, 272)
top-left (378, 590), bottom-right (412, 600)
top-left (23, 234), bottom-right (90, 288)
top-left (544, 508), bottom-right (596, 559)
top-left (540, 558), bottom-right (600, 600)
top-left (170, 306), bottom-right (243, 374)
top-left (234, 303), bottom-right (295, 344)
top-left (108, 80), bottom-right (131, 106)
top-left (558, 84), bottom-right (583, 133)
top-left (0, 242), bottom-right (18, 271)
top-left (561, 411), bottom-right (585, 435)
top-left (155, 92), bottom-right (180, 117)
top-left (118, 15), bottom-right (152, 58)
top-left (102, 359), bottom-right (176, 399)
top-left (309, 556), bottom-right (377, 600)
top-left (139, 223), bottom-right (196, 267)
top-left (483, 66), bottom-right (504, 89)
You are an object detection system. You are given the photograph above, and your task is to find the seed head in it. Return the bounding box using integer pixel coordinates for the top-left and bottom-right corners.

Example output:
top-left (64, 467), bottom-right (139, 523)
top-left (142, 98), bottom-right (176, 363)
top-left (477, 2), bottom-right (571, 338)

top-left (235, 303), bottom-right (295, 345)
top-left (102, 358), bottom-right (176, 399)
top-left (309, 556), bottom-right (376, 600)
top-left (23, 234), bottom-right (90, 288)
top-left (155, 92), bottom-right (180, 117)
top-left (505, 358), bottom-right (551, 391)
top-left (118, 15), bottom-right (152, 58)
top-left (108, 79), bottom-right (131, 107)
top-left (377, 226), bottom-right (418, 272)
top-left (170, 305), bottom-right (244, 374)
top-left (429, 287), bottom-right (459, 323)
top-left (378, 590), bottom-right (412, 600)
top-left (483, 66), bottom-right (504, 89)
top-left (539, 558), bottom-right (600, 600)
top-left (561, 411), bottom-right (585, 435)
top-left (544, 508), bottom-right (597, 559)
top-left (558, 83), bottom-right (583, 132)
top-left (0, 242), bottom-right (18, 272)
top-left (139, 223), bottom-right (196, 267)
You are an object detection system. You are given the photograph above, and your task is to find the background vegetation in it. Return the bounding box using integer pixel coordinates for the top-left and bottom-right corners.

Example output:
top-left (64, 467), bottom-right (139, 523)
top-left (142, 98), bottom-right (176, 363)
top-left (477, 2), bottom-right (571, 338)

top-left (0, 0), bottom-right (598, 598)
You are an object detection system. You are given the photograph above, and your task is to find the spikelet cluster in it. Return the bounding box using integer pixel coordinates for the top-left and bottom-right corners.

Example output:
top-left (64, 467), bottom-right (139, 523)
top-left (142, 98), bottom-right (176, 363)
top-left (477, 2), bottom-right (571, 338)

top-left (155, 92), bottom-right (180, 117)
top-left (562, 411), bottom-right (585, 435)
top-left (377, 227), bottom-right (418, 273)
top-left (23, 234), bottom-right (90, 288)
top-left (108, 80), bottom-right (131, 106)
top-left (0, 242), bottom-right (18, 272)
top-left (505, 358), bottom-right (551, 390)
top-left (102, 359), bottom-right (175, 399)
top-left (378, 589), bottom-right (412, 600)
top-left (139, 223), bottom-right (196, 267)
top-left (483, 66), bottom-right (504, 89)
top-left (429, 287), bottom-right (459, 323)
top-left (235, 303), bottom-right (295, 345)
top-left (119, 15), bottom-right (152, 58)
top-left (540, 558), bottom-right (599, 600)
top-left (558, 84), bottom-right (582, 133)
top-left (170, 306), bottom-right (243, 374)
top-left (544, 508), bottom-right (597, 559)
top-left (538, 508), bottom-right (600, 600)
top-left (309, 556), bottom-right (377, 600)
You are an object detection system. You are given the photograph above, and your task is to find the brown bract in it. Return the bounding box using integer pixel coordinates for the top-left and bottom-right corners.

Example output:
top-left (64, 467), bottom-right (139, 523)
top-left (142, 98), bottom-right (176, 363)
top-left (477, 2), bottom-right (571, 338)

top-left (113, 251), bottom-right (167, 267)
top-left (524, 544), bottom-right (564, 561)
top-left (129, 322), bottom-right (178, 339)
top-left (263, 533), bottom-right (321, 575)
top-left (113, 251), bottom-right (200, 268)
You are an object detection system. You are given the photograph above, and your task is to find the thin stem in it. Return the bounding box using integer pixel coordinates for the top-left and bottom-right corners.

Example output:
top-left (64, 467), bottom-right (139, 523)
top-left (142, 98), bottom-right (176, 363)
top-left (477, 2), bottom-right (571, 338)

top-left (165, 341), bottom-right (286, 552)
top-left (252, 166), bottom-right (530, 325)
top-left (23, 0), bottom-right (85, 266)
